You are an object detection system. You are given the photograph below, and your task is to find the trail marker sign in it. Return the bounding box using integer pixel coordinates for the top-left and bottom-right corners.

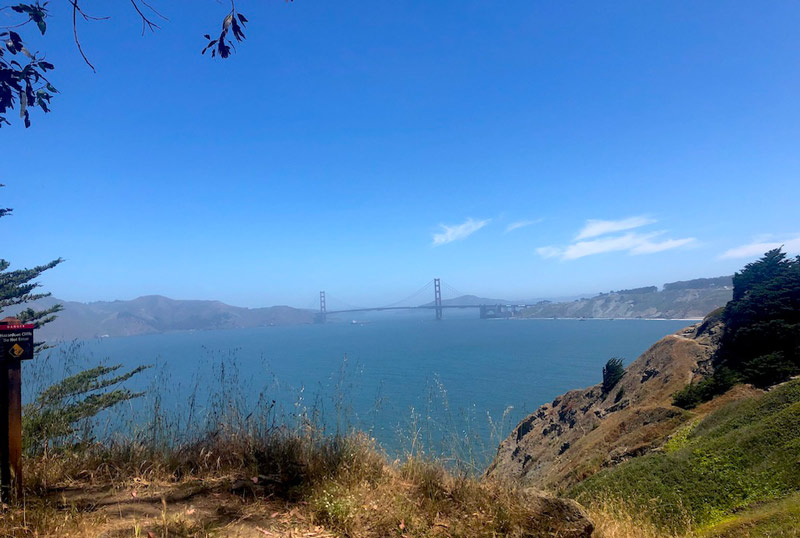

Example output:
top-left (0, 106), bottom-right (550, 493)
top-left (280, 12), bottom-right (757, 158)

top-left (0, 318), bottom-right (32, 501)
top-left (0, 324), bottom-right (34, 362)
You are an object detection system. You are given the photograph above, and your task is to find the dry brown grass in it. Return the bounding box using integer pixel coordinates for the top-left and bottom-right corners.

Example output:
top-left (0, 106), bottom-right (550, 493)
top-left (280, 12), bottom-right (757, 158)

top-left (307, 457), bottom-right (576, 537)
top-left (586, 499), bottom-right (685, 538)
top-left (583, 494), bottom-right (719, 538)
top-left (2, 430), bottom-right (592, 537)
top-left (587, 491), bottom-right (800, 538)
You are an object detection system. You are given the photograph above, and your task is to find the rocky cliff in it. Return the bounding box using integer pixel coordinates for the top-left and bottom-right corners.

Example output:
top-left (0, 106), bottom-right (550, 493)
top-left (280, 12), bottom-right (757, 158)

top-left (521, 277), bottom-right (732, 319)
top-left (486, 317), bottom-right (725, 490)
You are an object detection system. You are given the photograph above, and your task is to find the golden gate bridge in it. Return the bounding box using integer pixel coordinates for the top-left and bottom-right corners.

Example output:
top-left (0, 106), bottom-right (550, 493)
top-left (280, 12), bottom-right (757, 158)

top-left (314, 279), bottom-right (539, 323)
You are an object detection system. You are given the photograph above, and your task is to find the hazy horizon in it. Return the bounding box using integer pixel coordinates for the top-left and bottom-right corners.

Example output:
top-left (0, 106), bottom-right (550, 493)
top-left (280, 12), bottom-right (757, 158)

top-left (33, 272), bottom-right (731, 311)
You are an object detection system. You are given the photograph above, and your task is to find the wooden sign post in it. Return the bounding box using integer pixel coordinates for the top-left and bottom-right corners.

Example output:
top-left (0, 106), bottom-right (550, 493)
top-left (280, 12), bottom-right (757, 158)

top-left (0, 318), bottom-right (34, 502)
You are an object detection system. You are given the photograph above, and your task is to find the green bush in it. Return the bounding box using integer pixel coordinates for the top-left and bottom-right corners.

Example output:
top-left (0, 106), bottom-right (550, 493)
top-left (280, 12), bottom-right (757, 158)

top-left (602, 357), bottom-right (625, 394)
top-left (672, 367), bottom-right (737, 409)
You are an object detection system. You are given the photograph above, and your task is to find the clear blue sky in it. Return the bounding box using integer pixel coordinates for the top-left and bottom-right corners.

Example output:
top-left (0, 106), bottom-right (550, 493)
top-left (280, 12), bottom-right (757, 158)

top-left (3, 0), bottom-right (799, 308)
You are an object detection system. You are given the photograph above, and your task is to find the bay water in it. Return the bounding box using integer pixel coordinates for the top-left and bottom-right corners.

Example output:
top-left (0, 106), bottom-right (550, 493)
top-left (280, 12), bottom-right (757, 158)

top-left (30, 315), bottom-right (693, 467)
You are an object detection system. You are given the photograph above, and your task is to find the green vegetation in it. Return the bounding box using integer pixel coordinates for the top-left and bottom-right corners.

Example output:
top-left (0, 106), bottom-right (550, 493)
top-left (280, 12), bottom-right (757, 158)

top-left (23, 363), bottom-right (150, 455)
top-left (720, 248), bottom-right (800, 387)
top-left (602, 357), bottom-right (625, 394)
top-left (572, 378), bottom-right (800, 533)
top-left (674, 248), bottom-right (800, 408)
top-left (699, 492), bottom-right (800, 537)
top-left (671, 367), bottom-right (738, 409)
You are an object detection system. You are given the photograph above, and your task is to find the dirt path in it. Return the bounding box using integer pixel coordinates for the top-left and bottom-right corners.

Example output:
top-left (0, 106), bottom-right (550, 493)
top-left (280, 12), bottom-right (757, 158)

top-left (47, 480), bottom-right (336, 537)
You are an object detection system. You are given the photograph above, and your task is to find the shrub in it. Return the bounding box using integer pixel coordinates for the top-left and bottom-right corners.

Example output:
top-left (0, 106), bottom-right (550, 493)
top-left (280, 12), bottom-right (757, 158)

top-left (603, 358), bottom-right (625, 394)
top-left (672, 367), bottom-right (737, 409)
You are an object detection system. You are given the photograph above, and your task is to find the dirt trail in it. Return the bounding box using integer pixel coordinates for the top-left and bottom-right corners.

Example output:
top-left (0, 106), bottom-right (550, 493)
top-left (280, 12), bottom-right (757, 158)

top-left (46, 480), bottom-right (335, 537)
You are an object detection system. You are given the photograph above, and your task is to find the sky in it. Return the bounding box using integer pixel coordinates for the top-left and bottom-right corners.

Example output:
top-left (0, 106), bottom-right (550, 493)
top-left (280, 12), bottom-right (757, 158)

top-left (2, 0), bottom-right (800, 308)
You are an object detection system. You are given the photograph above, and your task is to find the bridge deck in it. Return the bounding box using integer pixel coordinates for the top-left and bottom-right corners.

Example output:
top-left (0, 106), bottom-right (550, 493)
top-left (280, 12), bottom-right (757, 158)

top-left (325, 304), bottom-right (536, 315)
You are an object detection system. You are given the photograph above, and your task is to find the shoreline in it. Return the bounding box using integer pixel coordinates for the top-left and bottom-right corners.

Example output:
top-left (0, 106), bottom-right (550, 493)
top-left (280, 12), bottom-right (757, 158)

top-left (514, 316), bottom-right (703, 321)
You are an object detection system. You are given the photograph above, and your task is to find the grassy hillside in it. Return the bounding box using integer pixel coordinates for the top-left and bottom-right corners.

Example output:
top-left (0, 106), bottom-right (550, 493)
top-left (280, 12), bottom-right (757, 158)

top-left (699, 492), bottom-right (800, 537)
top-left (571, 378), bottom-right (800, 534)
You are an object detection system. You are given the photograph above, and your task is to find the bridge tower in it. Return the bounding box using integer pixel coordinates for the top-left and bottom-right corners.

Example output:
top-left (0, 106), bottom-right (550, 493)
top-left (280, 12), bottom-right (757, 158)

top-left (316, 291), bottom-right (327, 323)
top-left (434, 278), bottom-right (443, 320)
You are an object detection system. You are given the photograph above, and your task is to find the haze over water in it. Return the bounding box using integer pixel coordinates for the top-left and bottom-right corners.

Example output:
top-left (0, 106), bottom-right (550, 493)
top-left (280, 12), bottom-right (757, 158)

top-left (39, 316), bottom-right (691, 464)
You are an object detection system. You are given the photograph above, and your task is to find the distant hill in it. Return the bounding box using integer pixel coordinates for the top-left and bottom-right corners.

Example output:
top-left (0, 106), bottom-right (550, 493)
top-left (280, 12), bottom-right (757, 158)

top-left (7, 295), bottom-right (314, 341)
top-left (422, 277), bottom-right (732, 320)
top-left (520, 276), bottom-right (733, 319)
top-left (10, 275), bottom-right (733, 340)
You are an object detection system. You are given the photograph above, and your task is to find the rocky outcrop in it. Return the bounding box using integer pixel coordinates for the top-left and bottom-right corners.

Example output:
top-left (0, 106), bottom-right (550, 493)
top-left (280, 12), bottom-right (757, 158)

top-left (522, 489), bottom-right (595, 537)
top-left (486, 319), bottom-right (724, 490)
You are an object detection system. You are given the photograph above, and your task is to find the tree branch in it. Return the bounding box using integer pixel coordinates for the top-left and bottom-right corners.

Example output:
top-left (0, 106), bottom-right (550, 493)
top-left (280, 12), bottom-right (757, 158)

top-left (70, 0), bottom-right (97, 71)
top-left (139, 0), bottom-right (168, 22)
top-left (128, 0), bottom-right (160, 35)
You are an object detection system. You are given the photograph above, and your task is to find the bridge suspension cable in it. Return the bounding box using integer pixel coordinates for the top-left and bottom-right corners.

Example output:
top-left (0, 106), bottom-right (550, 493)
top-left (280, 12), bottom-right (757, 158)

top-left (324, 293), bottom-right (366, 311)
top-left (377, 279), bottom-right (435, 308)
top-left (317, 278), bottom-right (475, 315)
top-left (313, 277), bottom-right (534, 323)
top-left (304, 297), bottom-right (321, 310)
top-left (440, 281), bottom-right (467, 300)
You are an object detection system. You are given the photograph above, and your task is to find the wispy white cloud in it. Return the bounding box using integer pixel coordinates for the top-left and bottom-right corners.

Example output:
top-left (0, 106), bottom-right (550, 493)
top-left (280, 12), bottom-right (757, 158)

top-left (432, 218), bottom-right (490, 246)
top-left (537, 218), bottom-right (695, 261)
top-left (629, 236), bottom-right (696, 255)
top-left (535, 246), bottom-right (562, 259)
top-left (505, 218), bottom-right (543, 233)
top-left (560, 232), bottom-right (695, 260)
top-left (720, 235), bottom-right (800, 259)
top-left (575, 216), bottom-right (656, 240)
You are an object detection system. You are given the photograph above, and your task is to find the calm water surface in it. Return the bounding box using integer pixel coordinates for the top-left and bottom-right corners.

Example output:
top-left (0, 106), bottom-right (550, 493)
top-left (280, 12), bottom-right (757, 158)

top-left (33, 316), bottom-right (693, 462)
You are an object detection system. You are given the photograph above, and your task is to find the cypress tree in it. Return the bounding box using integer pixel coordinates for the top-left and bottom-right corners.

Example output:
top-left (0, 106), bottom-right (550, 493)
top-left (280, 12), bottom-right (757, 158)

top-left (674, 248), bottom-right (800, 408)
top-left (1, 185), bottom-right (148, 454)
top-left (0, 184), bottom-right (63, 341)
